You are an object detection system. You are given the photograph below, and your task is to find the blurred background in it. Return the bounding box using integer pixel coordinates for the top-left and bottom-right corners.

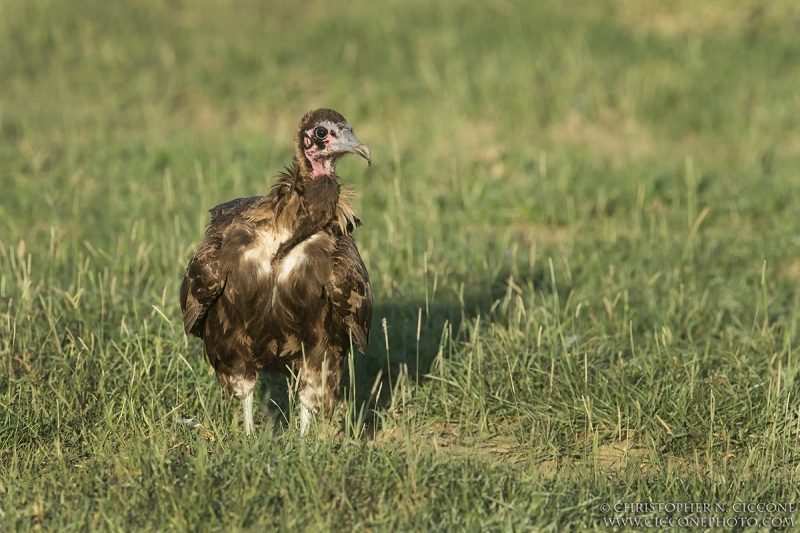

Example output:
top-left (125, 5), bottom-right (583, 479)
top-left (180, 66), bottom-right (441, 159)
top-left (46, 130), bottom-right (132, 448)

top-left (3, 0), bottom-right (798, 289)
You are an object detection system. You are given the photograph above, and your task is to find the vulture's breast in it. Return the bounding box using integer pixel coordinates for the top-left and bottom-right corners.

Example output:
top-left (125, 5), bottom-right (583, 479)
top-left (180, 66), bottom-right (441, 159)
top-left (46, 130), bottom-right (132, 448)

top-left (233, 227), bottom-right (335, 318)
top-left (274, 232), bottom-right (336, 298)
top-left (240, 227), bottom-right (289, 280)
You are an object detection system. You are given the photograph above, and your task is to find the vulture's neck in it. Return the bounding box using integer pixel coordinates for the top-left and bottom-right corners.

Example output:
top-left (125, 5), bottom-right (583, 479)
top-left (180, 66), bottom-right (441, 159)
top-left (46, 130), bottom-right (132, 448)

top-left (276, 159), bottom-right (359, 235)
top-left (290, 158), bottom-right (338, 193)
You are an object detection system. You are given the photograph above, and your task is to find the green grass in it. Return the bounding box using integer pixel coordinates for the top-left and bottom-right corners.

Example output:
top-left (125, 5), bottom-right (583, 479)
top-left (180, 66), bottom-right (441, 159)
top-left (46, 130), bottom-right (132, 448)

top-left (2, 0), bottom-right (800, 530)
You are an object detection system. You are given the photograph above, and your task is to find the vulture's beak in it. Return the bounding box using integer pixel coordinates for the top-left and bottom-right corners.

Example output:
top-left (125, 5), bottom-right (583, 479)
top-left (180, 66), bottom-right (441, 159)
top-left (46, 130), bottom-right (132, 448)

top-left (332, 129), bottom-right (372, 167)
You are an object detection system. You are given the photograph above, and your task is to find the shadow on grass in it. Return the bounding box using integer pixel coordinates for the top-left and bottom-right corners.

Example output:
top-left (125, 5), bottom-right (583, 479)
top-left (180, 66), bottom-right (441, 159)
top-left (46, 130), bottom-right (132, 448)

top-left (252, 260), bottom-right (572, 438)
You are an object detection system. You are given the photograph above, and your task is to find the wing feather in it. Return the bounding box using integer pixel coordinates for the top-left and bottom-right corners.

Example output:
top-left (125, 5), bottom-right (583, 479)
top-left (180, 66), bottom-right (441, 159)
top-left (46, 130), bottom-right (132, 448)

top-left (180, 196), bottom-right (262, 337)
top-left (326, 235), bottom-right (373, 353)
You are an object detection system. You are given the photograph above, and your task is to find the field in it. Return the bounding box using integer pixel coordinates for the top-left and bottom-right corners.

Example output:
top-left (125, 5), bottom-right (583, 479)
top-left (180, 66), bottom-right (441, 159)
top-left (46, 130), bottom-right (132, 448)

top-left (2, 0), bottom-right (800, 530)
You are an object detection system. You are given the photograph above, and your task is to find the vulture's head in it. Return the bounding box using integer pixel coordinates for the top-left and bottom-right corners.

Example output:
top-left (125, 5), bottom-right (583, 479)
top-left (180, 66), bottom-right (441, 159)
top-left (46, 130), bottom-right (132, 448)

top-left (295, 108), bottom-right (372, 178)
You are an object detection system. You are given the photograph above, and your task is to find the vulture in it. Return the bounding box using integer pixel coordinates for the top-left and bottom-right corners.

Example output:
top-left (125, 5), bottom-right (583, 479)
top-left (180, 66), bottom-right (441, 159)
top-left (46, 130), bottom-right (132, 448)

top-left (180, 109), bottom-right (373, 436)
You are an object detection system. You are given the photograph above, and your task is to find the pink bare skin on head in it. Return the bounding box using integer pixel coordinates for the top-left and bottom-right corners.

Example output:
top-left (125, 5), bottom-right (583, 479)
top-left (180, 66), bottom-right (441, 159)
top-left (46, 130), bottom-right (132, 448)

top-left (301, 120), bottom-right (371, 178)
top-left (303, 121), bottom-right (339, 178)
top-left (303, 125), bottom-right (336, 178)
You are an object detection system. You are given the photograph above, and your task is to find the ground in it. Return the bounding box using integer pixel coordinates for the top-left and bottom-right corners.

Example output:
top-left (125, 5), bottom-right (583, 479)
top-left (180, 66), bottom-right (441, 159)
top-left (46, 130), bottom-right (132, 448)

top-left (1, 0), bottom-right (800, 530)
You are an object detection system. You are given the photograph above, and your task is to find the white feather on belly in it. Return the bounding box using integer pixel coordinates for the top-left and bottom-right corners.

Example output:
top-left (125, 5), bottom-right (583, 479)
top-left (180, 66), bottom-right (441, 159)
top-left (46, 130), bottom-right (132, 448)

top-left (242, 228), bottom-right (289, 277)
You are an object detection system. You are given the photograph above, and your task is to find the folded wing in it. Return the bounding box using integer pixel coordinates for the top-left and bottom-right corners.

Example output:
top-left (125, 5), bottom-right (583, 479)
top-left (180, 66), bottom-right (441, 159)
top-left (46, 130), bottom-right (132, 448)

top-left (180, 196), bottom-right (262, 337)
top-left (326, 234), bottom-right (373, 353)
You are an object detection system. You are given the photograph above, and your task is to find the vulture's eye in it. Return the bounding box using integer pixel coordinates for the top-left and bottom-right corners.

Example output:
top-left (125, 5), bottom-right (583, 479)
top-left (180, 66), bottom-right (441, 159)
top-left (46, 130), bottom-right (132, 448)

top-left (313, 127), bottom-right (328, 140)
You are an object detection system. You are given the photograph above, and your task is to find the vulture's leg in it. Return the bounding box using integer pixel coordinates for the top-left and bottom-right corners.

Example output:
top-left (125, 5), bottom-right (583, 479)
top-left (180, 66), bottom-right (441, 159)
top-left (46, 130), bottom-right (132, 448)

top-left (297, 348), bottom-right (343, 436)
top-left (298, 370), bottom-right (320, 436)
top-left (230, 375), bottom-right (257, 436)
top-left (242, 389), bottom-right (254, 436)
top-left (299, 400), bottom-right (313, 436)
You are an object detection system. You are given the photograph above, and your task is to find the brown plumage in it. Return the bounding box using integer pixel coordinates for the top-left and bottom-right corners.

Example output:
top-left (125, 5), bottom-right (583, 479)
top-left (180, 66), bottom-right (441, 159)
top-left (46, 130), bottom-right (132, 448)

top-left (180, 109), bottom-right (373, 435)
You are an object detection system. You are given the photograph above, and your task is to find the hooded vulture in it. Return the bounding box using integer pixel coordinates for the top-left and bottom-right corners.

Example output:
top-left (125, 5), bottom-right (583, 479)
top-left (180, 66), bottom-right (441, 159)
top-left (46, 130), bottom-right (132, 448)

top-left (180, 109), bottom-right (373, 435)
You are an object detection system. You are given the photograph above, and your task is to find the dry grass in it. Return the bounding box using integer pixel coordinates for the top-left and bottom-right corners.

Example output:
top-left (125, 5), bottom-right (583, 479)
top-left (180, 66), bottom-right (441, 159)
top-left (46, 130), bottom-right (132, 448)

top-left (615, 0), bottom-right (800, 37)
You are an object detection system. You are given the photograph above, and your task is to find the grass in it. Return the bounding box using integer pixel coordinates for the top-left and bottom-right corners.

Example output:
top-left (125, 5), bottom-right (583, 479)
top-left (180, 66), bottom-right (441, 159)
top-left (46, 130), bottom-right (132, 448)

top-left (2, 0), bottom-right (800, 529)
